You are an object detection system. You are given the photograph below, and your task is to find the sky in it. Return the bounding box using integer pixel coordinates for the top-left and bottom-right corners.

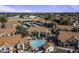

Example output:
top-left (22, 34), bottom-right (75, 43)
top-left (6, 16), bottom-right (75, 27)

top-left (0, 5), bottom-right (79, 13)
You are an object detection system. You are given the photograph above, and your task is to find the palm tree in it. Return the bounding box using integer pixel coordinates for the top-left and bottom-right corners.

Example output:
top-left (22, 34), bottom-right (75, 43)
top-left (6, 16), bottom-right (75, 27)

top-left (0, 17), bottom-right (8, 28)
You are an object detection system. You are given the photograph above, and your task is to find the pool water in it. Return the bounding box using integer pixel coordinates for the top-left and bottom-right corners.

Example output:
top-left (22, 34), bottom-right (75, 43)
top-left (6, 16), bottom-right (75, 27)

top-left (31, 40), bottom-right (46, 48)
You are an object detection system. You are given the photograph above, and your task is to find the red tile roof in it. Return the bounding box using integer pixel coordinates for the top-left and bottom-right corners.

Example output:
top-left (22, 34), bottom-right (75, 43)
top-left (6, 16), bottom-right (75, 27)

top-left (58, 31), bottom-right (79, 42)
top-left (57, 25), bottom-right (74, 30)
top-left (0, 28), bottom-right (16, 33)
top-left (27, 26), bottom-right (51, 33)
top-left (6, 20), bottom-right (20, 25)
top-left (0, 35), bottom-right (26, 47)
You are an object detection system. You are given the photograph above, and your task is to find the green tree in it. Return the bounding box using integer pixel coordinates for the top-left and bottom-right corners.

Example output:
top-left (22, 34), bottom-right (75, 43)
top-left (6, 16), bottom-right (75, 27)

top-left (71, 27), bottom-right (79, 32)
top-left (0, 17), bottom-right (8, 28)
top-left (16, 25), bottom-right (29, 38)
top-left (43, 13), bottom-right (51, 21)
top-left (0, 17), bottom-right (8, 24)
top-left (65, 18), bottom-right (75, 25)
top-left (47, 22), bottom-right (57, 30)
top-left (19, 14), bottom-right (24, 18)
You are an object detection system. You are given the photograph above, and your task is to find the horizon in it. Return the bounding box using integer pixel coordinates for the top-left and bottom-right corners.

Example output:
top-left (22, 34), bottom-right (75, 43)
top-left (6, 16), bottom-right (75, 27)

top-left (0, 5), bottom-right (79, 12)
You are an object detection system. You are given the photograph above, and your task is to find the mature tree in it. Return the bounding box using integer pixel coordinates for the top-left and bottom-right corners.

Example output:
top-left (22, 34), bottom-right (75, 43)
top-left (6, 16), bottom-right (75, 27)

top-left (68, 39), bottom-right (78, 50)
top-left (39, 13), bottom-right (51, 22)
top-left (71, 27), bottom-right (79, 32)
top-left (13, 45), bottom-right (18, 53)
top-left (52, 14), bottom-right (76, 25)
top-left (65, 18), bottom-right (75, 25)
top-left (53, 18), bottom-right (61, 24)
top-left (46, 22), bottom-right (57, 30)
top-left (16, 25), bottom-right (29, 38)
top-left (0, 17), bottom-right (8, 24)
top-left (54, 29), bottom-right (61, 46)
top-left (19, 14), bottom-right (24, 18)
top-left (0, 17), bottom-right (8, 28)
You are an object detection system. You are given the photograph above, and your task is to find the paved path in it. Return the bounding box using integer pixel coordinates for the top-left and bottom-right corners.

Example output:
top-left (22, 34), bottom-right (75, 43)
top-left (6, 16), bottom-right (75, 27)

top-left (55, 46), bottom-right (74, 51)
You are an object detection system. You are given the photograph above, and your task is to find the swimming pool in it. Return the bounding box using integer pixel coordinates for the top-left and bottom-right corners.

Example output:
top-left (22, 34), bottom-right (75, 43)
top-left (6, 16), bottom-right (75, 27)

top-left (30, 40), bottom-right (46, 49)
